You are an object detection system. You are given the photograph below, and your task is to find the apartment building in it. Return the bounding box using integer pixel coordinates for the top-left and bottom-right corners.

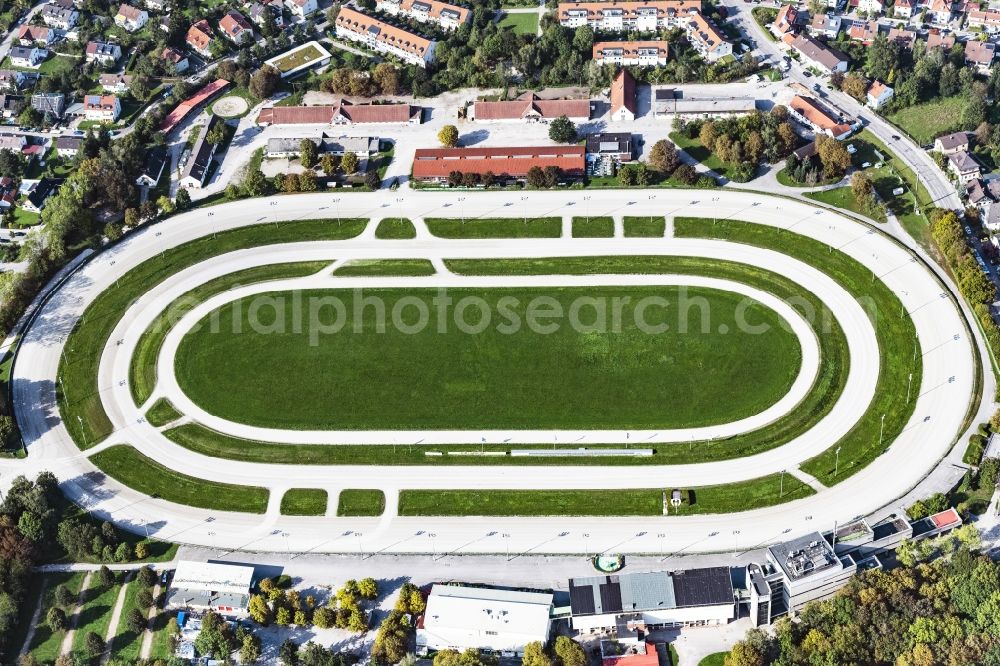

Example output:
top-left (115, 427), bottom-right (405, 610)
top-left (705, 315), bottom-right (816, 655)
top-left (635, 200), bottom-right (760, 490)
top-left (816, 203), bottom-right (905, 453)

top-left (592, 40), bottom-right (669, 66)
top-left (557, 0), bottom-right (701, 31)
top-left (376, 0), bottom-right (471, 30)
top-left (335, 7), bottom-right (436, 67)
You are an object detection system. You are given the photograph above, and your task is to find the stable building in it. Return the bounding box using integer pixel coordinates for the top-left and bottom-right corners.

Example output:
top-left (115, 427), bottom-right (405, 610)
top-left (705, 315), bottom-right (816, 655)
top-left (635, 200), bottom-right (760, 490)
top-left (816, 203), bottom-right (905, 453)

top-left (469, 92), bottom-right (592, 123)
top-left (417, 585), bottom-right (553, 656)
top-left (411, 146), bottom-right (586, 185)
top-left (165, 560), bottom-right (255, 617)
top-left (610, 68), bottom-right (636, 122)
top-left (569, 568), bottom-right (736, 631)
top-left (179, 115), bottom-right (222, 188)
top-left (256, 101), bottom-right (421, 126)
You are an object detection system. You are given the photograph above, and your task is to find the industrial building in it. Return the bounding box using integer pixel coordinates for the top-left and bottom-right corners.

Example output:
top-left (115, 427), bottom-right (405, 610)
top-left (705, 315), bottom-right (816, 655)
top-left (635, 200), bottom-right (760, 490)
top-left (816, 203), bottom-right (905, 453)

top-left (416, 585), bottom-right (553, 656)
top-left (165, 561), bottom-right (255, 617)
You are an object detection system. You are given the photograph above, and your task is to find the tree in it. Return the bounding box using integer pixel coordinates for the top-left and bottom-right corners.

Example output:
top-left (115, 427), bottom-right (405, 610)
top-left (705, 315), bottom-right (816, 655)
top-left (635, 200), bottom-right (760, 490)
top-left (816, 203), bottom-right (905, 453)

top-left (46, 607), bottom-right (67, 633)
top-left (553, 637), bottom-right (586, 666)
top-left (618, 165), bottom-right (636, 186)
top-left (648, 139), bottom-right (679, 175)
top-left (320, 154), bottom-right (338, 176)
top-left (156, 195), bottom-right (174, 215)
top-left (521, 642), bottom-right (553, 666)
top-left (250, 65), bottom-right (281, 100)
top-left (114, 542), bottom-right (131, 562)
top-left (699, 121), bottom-right (718, 152)
top-left (358, 577), bottom-right (378, 599)
top-left (298, 171), bottom-right (318, 192)
top-left (673, 164), bottom-right (697, 185)
top-left (438, 125), bottom-right (459, 148)
top-left (300, 139), bottom-right (318, 169)
top-left (280, 639), bottom-right (299, 665)
top-left (241, 633), bottom-right (263, 665)
top-left (85, 632), bottom-right (104, 658)
top-left (55, 585), bottom-right (74, 608)
top-left (312, 606), bottom-right (335, 628)
top-left (97, 566), bottom-right (114, 588)
top-left (137, 587), bottom-right (153, 610)
top-left (249, 594), bottom-right (271, 625)
top-left (341, 152), bottom-right (359, 175)
top-left (842, 73), bottom-right (869, 101)
top-left (206, 122), bottom-right (227, 146)
top-left (526, 166), bottom-right (546, 188)
top-left (816, 135), bottom-right (851, 179)
top-left (548, 115), bottom-right (577, 143)
top-left (125, 607), bottom-right (146, 634)
top-left (136, 566), bottom-right (155, 588)
top-left (174, 188), bottom-right (191, 210)
top-left (276, 606), bottom-right (292, 625)
top-left (365, 170), bottom-right (380, 189)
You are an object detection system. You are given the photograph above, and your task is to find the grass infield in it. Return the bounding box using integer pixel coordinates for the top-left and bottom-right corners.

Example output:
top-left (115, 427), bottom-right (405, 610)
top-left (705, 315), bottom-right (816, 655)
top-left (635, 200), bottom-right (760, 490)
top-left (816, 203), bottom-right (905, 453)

top-left (59, 219), bottom-right (365, 448)
top-left (374, 218), bottom-right (417, 239)
top-left (337, 489), bottom-right (386, 516)
top-left (332, 259), bottom-right (436, 276)
top-left (174, 285), bottom-right (802, 430)
top-left (280, 488), bottom-right (328, 516)
top-left (89, 445), bottom-right (269, 513)
top-left (424, 217), bottom-right (561, 238)
top-left (572, 216), bottom-right (615, 237)
top-left (623, 216), bottom-right (666, 237)
top-left (674, 217), bottom-right (922, 485)
top-left (145, 398), bottom-right (182, 428)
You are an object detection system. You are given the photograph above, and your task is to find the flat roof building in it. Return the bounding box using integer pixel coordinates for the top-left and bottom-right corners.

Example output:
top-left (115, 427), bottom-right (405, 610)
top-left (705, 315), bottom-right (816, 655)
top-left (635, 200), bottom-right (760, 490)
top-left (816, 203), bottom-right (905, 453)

top-left (165, 560), bottom-right (255, 617)
top-left (417, 585), bottom-right (553, 656)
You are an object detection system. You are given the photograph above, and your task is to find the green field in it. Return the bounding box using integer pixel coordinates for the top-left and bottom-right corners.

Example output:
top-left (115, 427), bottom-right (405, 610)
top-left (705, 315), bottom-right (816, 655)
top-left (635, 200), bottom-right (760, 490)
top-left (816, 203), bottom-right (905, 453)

top-left (668, 132), bottom-right (728, 177)
top-left (572, 216), bottom-right (615, 237)
top-left (374, 218), bottom-right (417, 239)
top-left (499, 11), bottom-right (539, 35)
top-left (337, 489), bottom-right (386, 516)
top-left (623, 216), bottom-right (667, 237)
top-left (58, 219), bottom-right (365, 449)
top-left (174, 286), bottom-right (802, 430)
top-left (71, 574), bottom-right (123, 658)
top-left (145, 398), bottom-right (182, 427)
top-left (698, 653), bottom-right (728, 666)
top-left (425, 217), bottom-right (561, 238)
top-left (333, 259), bottom-right (436, 276)
top-left (805, 186), bottom-right (888, 223)
top-left (675, 217), bottom-right (922, 485)
top-left (398, 474), bottom-right (812, 516)
top-left (27, 572), bottom-right (87, 664)
top-left (108, 578), bottom-right (151, 661)
top-left (280, 488), bottom-right (328, 515)
top-left (162, 255), bottom-right (848, 469)
top-left (886, 95), bottom-right (965, 145)
top-left (130, 261), bottom-right (331, 406)
top-left (90, 445), bottom-right (269, 513)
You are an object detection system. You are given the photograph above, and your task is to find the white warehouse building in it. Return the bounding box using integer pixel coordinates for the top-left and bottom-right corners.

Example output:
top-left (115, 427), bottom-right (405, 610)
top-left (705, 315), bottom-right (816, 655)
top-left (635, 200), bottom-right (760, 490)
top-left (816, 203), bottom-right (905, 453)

top-left (417, 585), bottom-right (553, 656)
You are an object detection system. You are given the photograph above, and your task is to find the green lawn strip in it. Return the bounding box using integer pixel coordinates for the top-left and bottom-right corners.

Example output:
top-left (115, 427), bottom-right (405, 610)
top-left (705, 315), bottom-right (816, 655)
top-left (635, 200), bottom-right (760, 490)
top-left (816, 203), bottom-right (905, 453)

top-left (70, 575), bottom-right (124, 658)
top-left (332, 259), bottom-right (436, 277)
top-left (7, 572), bottom-right (43, 661)
top-left (38, 505), bottom-right (177, 565)
top-left (165, 254), bottom-right (848, 467)
top-left (27, 572), bottom-right (86, 664)
top-left (805, 186), bottom-right (887, 223)
top-left (108, 578), bottom-right (148, 661)
top-left (499, 11), bottom-right (538, 35)
top-left (60, 220), bottom-right (365, 449)
top-left (698, 653), bottom-right (728, 666)
top-left (129, 260), bottom-right (331, 406)
top-left (775, 168), bottom-right (838, 188)
top-left (622, 216), bottom-right (667, 237)
top-left (674, 217), bottom-right (921, 485)
top-left (668, 132), bottom-right (728, 177)
top-left (856, 130), bottom-right (933, 248)
top-left (145, 398), bottom-right (182, 428)
top-left (571, 216), bottom-right (615, 238)
top-left (885, 95), bottom-right (965, 146)
top-left (280, 488), bottom-right (328, 516)
top-left (175, 286), bottom-right (801, 430)
top-left (374, 218), bottom-right (416, 239)
top-left (148, 606), bottom-right (175, 660)
top-left (424, 217), bottom-right (561, 238)
top-left (89, 445), bottom-right (269, 514)
top-left (398, 474), bottom-right (812, 516)
top-left (337, 489), bottom-right (386, 516)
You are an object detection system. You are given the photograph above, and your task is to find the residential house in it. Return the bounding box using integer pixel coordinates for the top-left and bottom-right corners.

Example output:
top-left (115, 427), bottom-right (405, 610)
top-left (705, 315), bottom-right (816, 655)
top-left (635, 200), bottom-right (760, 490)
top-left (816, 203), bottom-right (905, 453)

top-left (98, 72), bottom-right (133, 93)
top-left (866, 80), bottom-right (893, 109)
top-left (186, 19), bottom-right (214, 57)
top-left (161, 46), bottom-right (189, 73)
top-left (17, 25), bottom-right (54, 47)
top-left (770, 4), bottom-right (802, 39)
top-left (786, 33), bottom-right (849, 73)
top-left (248, 1), bottom-right (284, 28)
top-left (114, 4), bottom-right (149, 31)
top-left (219, 11), bottom-right (254, 44)
top-left (470, 92), bottom-right (592, 122)
top-left (925, 31), bottom-right (955, 50)
top-left (30, 92), bottom-right (64, 119)
top-left (846, 19), bottom-right (878, 45)
top-left (686, 11), bottom-right (731, 61)
top-left (85, 41), bottom-right (122, 65)
top-left (0, 134), bottom-right (27, 153)
top-left (23, 177), bottom-right (63, 213)
top-left (849, 0), bottom-right (882, 14)
top-left (965, 40), bottom-right (996, 72)
top-left (376, 0), bottom-right (471, 30)
top-left (886, 26), bottom-right (916, 50)
top-left (809, 14), bottom-right (842, 39)
top-left (789, 94), bottom-right (854, 139)
top-left (610, 68), bottom-right (636, 122)
top-left (0, 94), bottom-right (25, 118)
top-left (135, 146), bottom-right (166, 186)
top-left (948, 150), bottom-right (981, 184)
top-left (411, 146), bottom-right (586, 184)
top-left (893, 0), bottom-right (914, 18)
top-left (925, 0), bottom-right (952, 25)
top-left (0, 70), bottom-right (28, 92)
top-left (55, 134), bottom-right (83, 158)
top-left (966, 8), bottom-right (1000, 32)
top-left (934, 131), bottom-right (969, 154)
top-left (284, 0), bottom-right (318, 18)
top-left (180, 115), bottom-right (221, 188)
top-left (83, 94), bottom-right (121, 122)
top-left (557, 1), bottom-right (702, 31)
top-left (335, 7), bottom-right (436, 67)
top-left (592, 40), bottom-right (669, 66)
top-left (585, 132), bottom-right (634, 175)
top-left (40, 2), bottom-right (79, 30)
top-left (256, 100), bottom-right (422, 125)
top-left (0, 177), bottom-right (17, 210)
top-left (146, 0), bottom-right (170, 10)
top-left (10, 47), bottom-right (48, 69)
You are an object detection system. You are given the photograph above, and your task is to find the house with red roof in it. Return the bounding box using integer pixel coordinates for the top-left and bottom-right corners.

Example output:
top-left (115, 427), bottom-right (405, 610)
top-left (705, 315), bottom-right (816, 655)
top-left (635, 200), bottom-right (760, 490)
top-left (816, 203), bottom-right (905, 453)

top-left (186, 19), bottom-right (214, 57)
top-left (470, 92), bottom-right (592, 123)
top-left (411, 146), bottom-right (586, 184)
top-left (610, 68), bottom-right (636, 122)
top-left (220, 11), bottom-right (255, 45)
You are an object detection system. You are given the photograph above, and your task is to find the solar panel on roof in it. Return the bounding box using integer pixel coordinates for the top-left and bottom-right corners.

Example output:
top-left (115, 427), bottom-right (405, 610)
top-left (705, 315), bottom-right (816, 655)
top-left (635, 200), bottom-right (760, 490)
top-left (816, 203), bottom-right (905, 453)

top-left (569, 582), bottom-right (596, 615)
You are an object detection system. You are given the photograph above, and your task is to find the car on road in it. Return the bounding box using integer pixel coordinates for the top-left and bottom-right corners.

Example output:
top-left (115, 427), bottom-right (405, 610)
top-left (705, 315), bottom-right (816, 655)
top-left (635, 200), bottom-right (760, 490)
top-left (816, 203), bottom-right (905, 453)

top-left (891, 135), bottom-right (901, 140)
top-left (803, 71), bottom-right (813, 77)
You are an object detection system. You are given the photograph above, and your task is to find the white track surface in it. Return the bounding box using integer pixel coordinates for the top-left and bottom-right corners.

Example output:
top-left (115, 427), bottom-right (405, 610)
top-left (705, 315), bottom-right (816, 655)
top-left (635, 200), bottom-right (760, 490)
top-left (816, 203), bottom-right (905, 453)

top-left (4, 190), bottom-right (980, 556)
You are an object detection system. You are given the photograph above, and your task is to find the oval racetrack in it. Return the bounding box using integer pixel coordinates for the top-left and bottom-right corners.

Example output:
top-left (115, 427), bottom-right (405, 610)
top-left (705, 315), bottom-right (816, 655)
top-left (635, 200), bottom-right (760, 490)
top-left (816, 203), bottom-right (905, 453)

top-left (3, 189), bottom-right (983, 556)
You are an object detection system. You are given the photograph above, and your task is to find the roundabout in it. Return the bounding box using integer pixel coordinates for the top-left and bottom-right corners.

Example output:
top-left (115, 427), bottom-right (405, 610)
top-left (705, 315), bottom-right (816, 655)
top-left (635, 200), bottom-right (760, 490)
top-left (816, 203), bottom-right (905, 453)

top-left (4, 189), bottom-right (983, 556)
